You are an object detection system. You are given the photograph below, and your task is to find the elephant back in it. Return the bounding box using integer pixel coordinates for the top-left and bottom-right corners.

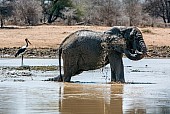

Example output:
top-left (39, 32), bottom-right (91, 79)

top-left (60, 30), bottom-right (102, 48)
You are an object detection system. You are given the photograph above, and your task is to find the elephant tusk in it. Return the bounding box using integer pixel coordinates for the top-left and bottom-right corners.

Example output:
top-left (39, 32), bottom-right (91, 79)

top-left (130, 53), bottom-right (137, 57)
top-left (129, 50), bottom-right (143, 57)
top-left (135, 50), bottom-right (143, 55)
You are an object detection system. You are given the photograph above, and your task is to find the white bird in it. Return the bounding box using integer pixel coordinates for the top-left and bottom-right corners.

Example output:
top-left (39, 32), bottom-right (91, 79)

top-left (15, 38), bottom-right (31, 66)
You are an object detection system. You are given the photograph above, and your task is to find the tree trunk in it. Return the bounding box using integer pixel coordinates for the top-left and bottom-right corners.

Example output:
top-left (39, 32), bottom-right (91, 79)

top-left (48, 14), bottom-right (58, 23)
top-left (167, 16), bottom-right (170, 23)
top-left (129, 17), bottom-right (132, 26)
top-left (0, 18), bottom-right (3, 28)
top-left (48, 14), bottom-right (53, 23)
top-left (162, 16), bottom-right (167, 23)
top-left (168, 1), bottom-right (170, 23)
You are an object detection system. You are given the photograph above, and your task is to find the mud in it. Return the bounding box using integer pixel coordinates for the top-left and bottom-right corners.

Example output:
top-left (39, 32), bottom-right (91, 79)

top-left (0, 58), bottom-right (170, 114)
top-left (0, 47), bottom-right (58, 58)
top-left (0, 45), bottom-right (170, 58)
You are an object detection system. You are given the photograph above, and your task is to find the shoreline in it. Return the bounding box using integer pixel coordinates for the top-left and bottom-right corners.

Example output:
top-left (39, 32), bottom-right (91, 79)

top-left (0, 45), bottom-right (169, 59)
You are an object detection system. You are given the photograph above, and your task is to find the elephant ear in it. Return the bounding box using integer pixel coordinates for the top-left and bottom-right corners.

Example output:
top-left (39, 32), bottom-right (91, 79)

top-left (105, 26), bottom-right (127, 38)
top-left (101, 42), bottom-right (108, 50)
top-left (104, 27), bottom-right (121, 36)
top-left (101, 36), bottom-right (112, 50)
top-left (101, 35), bottom-right (126, 53)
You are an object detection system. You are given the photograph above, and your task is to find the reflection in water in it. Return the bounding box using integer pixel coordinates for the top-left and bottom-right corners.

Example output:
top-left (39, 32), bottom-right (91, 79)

top-left (0, 82), bottom-right (170, 114)
top-left (59, 83), bottom-right (170, 114)
top-left (60, 83), bottom-right (124, 114)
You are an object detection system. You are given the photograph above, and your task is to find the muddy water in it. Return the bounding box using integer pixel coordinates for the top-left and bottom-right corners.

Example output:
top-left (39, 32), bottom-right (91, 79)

top-left (0, 59), bottom-right (170, 114)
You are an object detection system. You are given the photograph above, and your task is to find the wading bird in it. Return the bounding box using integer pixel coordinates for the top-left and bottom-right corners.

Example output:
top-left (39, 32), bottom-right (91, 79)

top-left (15, 38), bottom-right (31, 66)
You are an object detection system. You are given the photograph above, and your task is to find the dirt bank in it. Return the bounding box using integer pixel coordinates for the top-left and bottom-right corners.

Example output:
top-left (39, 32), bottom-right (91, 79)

top-left (0, 25), bottom-right (169, 58)
top-left (0, 47), bottom-right (58, 58)
top-left (0, 46), bottom-right (169, 58)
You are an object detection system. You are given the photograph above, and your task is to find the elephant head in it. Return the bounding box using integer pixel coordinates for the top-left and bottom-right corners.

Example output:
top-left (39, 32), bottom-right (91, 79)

top-left (104, 26), bottom-right (147, 60)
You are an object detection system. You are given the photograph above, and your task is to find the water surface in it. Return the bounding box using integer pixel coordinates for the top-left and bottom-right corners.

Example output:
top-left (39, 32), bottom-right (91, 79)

top-left (0, 58), bottom-right (170, 114)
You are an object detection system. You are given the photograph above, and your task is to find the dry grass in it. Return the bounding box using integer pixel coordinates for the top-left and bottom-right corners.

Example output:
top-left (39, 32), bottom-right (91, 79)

top-left (0, 25), bottom-right (169, 48)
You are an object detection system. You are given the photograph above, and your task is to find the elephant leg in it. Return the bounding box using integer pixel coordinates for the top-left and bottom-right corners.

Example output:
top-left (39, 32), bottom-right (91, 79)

top-left (109, 51), bottom-right (125, 83)
top-left (110, 68), bottom-right (116, 82)
top-left (62, 52), bottom-right (79, 82)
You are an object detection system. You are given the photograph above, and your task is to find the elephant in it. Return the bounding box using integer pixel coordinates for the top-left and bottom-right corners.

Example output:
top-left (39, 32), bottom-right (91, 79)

top-left (55, 26), bottom-right (147, 83)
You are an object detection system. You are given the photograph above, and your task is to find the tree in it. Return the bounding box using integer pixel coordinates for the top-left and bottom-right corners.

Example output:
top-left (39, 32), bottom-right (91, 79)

top-left (41, 0), bottom-right (75, 23)
top-left (143, 0), bottom-right (170, 24)
top-left (0, 0), bottom-right (13, 28)
top-left (79, 0), bottom-right (122, 26)
top-left (122, 0), bottom-right (142, 26)
top-left (99, 0), bottom-right (122, 26)
top-left (13, 0), bottom-right (42, 25)
top-left (60, 7), bottom-right (83, 25)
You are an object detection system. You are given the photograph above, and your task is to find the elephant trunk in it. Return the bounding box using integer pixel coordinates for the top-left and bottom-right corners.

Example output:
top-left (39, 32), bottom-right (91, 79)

top-left (124, 28), bottom-right (147, 61)
top-left (124, 49), bottom-right (146, 60)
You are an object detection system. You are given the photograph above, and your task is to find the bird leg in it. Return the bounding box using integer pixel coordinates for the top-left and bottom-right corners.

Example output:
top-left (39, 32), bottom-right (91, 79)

top-left (21, 55), bottom-right (24, 66)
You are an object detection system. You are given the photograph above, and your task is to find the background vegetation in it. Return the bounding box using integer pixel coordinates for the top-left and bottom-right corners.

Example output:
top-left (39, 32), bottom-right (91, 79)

top-left (0, 0), bottom-right (170, 28)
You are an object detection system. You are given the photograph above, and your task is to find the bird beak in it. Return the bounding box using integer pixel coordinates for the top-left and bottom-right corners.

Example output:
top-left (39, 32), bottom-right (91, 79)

top-left (27, 40), bottom-right (32, 45)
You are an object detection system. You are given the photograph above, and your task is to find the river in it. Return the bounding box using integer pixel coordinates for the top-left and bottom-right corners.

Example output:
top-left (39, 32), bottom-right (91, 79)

top-left (0, 58), bottom-right (170, 114)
